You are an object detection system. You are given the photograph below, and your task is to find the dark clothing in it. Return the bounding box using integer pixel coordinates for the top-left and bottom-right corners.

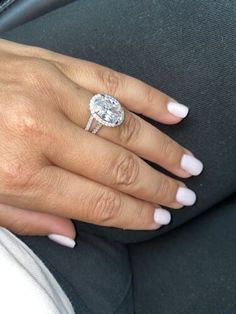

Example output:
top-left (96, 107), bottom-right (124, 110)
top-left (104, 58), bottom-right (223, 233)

top-left (1, 0), bottom-right (236, 313)
top-left (16, 196), bottom-right (236, 314)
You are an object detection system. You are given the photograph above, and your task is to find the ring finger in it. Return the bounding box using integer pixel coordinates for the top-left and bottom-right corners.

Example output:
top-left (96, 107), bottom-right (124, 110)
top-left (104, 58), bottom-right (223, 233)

top-left (44, 109), bottom-right (197, 209)
top-left (55, 74), bottom-right (203, 180)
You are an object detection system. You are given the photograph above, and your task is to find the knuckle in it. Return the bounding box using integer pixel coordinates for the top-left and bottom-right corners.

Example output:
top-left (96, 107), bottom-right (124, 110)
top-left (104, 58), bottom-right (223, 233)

top-left (145, 86), bottom-right (156, 105)
top-left (100, 69), bottom-right (122, 97)
top-left (158, 137), bottom-right (172, 156)
top-left (0, 160), bottom-right (35, 191)
top-left (159, 137), bottom-right (181, 167)
top-left (156, 177), bottom-right (177, 204)
top-left (135, 201), bottom-right (147, 221)
top-left (6, 100), bottom-right (43, 139)
top-left (92, 190), bottom-right (122, 224)
top-left (118, 112), bottom-right (142, 145)
top-left (113, 153), bottom-right (139, 188)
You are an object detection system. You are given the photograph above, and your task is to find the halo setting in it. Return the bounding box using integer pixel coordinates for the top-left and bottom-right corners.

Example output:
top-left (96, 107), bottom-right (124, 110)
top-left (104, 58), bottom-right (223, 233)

top-left (85, 93), bottom-right (125, 134)
top-left (89, 93), bottom-right (124, 127)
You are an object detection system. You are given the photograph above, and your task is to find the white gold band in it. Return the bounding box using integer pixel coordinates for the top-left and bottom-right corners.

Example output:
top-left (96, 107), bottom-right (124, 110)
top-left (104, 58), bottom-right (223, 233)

top-left (85, 115), bottom-right (103, 134)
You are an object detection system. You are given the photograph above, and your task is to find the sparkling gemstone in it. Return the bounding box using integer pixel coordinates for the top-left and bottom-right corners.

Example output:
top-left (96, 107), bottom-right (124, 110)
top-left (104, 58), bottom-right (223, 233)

top-left (90, 94), bottom-right (124, 127)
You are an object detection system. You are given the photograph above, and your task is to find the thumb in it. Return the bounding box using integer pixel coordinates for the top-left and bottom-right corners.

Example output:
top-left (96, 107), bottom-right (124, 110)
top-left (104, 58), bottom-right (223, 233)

top-left (0, 203), bottom-right (76, 248)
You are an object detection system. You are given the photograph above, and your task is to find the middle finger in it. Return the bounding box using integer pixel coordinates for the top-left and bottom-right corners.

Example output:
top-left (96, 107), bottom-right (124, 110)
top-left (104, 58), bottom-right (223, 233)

top-left (57, 77), bottom-right (203, 179)
top-left (44, 110), bottom-right (197, 208)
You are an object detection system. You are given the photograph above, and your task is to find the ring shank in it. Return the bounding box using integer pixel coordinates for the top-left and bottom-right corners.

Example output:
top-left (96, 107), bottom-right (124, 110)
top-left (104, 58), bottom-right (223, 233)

top-left (85, 115), bottom-right (103, 134)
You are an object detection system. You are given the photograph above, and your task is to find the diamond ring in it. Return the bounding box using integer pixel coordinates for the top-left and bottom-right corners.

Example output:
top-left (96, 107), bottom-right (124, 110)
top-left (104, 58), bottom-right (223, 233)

top-left (84, 93), bottom-right (125, 134)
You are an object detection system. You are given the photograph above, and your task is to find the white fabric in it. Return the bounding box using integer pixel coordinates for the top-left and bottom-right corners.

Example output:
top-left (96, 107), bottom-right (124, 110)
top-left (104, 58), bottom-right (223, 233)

top-left (0, 227), bottom-right (75, 314)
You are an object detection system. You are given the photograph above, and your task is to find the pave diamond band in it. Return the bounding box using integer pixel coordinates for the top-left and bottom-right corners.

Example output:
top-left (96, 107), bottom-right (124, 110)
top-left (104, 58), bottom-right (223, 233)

top-left (85, 93), bottom-right (125, 134)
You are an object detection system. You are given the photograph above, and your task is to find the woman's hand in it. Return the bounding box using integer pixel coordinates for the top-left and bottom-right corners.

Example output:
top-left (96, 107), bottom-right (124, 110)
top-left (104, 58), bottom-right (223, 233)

top-left (0, 39), bottom-right (203, 247)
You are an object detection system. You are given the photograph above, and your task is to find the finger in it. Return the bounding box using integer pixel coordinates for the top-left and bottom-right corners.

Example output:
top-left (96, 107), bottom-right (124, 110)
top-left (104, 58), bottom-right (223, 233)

top-left (4, 164), bottom-right (169, 230)
top-left (15, 43), bottom-right (189, 124)
top-left (42, 112), bottom-right (196, 209)
top-left (55, 60), bottom-right (189, 124)
top-left (57, 60), bottom-right (189, 124)
top-left (50, 78), bottom-right (203, 179)
top-left (0, 203), bottom-right (76, 248)
top-left (5, 43), bottom-right (202, 177)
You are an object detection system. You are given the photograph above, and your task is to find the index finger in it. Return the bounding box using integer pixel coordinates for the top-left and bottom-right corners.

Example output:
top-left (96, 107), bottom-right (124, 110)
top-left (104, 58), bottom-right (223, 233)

top-left (15, 43), bottom-right (189, 124)
top-left (55, 59), bottom-right (189, 124)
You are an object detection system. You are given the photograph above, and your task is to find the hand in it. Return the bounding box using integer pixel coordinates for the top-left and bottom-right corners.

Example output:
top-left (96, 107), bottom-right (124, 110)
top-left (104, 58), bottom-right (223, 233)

top-left (0, 39), bottom-right (203, 247)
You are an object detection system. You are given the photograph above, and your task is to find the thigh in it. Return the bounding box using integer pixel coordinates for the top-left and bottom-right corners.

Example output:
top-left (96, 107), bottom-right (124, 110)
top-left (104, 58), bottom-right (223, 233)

top-left (18, 232), bottom-right (133, 314)
top-left (1, 0), bottom-right (236, 243)
top-left (129, 195), bottom-right (236, 314)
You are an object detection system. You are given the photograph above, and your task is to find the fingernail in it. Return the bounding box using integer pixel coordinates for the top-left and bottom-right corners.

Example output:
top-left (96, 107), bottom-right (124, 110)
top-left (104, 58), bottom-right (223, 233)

top-left (167, 101), bottom-right (189, 118)
top-left (48, 234), bottom-right (76, 248)
top-left (154, 208), bottom-right (171, 225)
top-left (176, 187), bottom-right (196, 206)
top-left (181, 154), bottom-right (204, 176)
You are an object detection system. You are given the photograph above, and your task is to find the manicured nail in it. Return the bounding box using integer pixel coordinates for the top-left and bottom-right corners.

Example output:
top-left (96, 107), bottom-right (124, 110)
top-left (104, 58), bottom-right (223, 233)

top-left (167, 101), bottom-right (189, 118)
top-left (154, 208), bottom-right (171, 225)
top-left (181, 154), bottom-right (204, 176)
top-left (48, 234), bottom-right (76, 248)
top-left (176, 187), bottom-right (196, 206)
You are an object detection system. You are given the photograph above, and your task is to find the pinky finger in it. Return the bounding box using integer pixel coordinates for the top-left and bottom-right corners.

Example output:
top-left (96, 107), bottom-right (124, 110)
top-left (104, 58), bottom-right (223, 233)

top-left (0, 203), bottom-right (76, 248)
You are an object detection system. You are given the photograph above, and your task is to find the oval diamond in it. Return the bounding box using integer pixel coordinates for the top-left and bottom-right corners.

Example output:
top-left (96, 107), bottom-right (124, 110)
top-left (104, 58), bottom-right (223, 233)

top-left (89, 94), bottom-right (124, 127)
